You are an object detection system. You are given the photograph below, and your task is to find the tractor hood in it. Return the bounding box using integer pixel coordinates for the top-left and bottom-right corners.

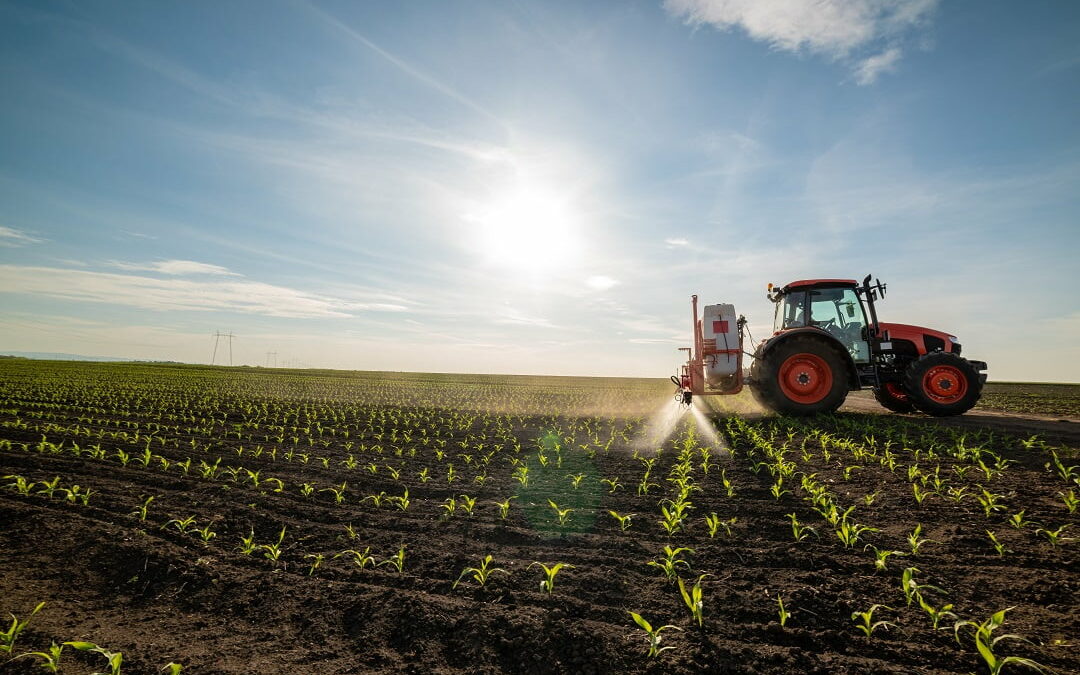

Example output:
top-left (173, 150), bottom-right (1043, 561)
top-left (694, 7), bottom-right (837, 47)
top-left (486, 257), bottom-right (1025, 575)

top-left (877, 322), bottom-right (957, 354)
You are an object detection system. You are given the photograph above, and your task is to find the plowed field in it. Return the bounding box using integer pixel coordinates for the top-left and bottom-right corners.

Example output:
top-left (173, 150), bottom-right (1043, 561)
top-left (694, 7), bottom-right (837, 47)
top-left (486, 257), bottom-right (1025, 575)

top-left (1, 361), bottom-right (1076, 674)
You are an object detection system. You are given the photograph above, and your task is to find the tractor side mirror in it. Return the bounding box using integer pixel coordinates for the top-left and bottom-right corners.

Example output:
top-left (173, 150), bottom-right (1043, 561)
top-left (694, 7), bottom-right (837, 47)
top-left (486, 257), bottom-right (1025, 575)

top-left (846, 305), bottom-right (855, 318)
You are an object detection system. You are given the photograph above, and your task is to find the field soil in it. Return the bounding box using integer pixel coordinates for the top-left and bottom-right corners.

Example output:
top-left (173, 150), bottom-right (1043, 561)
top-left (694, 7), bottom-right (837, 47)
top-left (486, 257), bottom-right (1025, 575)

top-left (0, 362), bottom-right (1077, 674)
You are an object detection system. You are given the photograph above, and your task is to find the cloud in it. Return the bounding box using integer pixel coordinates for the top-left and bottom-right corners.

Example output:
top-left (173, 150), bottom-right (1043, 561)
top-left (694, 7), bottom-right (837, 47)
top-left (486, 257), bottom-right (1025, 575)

top-left (665, 0), bottom-right (937, 81)
top-left (853, 47), bottom-right (902, 85)
top-left (0, 264), bottom-right (397, 318)
top-left (0, 226), bottom-right (45, 247)
top-left (109, 259), bottom-right (239, 276)
top-left (665, 237), bottom-right (690, 247)
top-left (586, 275), bottom-right (619, 291)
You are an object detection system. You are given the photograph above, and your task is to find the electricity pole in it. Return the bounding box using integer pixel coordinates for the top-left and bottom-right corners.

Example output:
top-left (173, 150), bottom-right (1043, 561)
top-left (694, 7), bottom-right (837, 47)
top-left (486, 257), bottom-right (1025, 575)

top-left (211, 331), bottom-right (236, 366)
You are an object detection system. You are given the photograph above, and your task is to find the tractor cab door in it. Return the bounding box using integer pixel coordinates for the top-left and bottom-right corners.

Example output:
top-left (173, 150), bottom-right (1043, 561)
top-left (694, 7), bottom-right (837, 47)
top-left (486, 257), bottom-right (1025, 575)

top-left (809, 288), bottom-right (871, 363)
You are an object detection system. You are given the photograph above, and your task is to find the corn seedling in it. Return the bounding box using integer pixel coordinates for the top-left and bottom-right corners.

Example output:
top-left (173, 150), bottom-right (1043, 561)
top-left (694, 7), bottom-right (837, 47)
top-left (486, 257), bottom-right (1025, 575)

top-left (627, 611), bottom-right (681, 658)
top-left (336, 547), bottom-right (377, 569)
top-left (195, 523), bottom-right (217, 542)
top-left (917, 593), bottom-right (956, 630)
top-left (954, 608), bottom-right (1048, 675)
top-left (851, 604), bottom-right (895, 637)
top-left (1, 601), bottom-right (44, 654)
top-left (4, 474), bottom-right (36, 496)
top-left (775, 594), bottom-right (791, 627)
top-left (863, 490), bottom-right (880, 506)
top-left (378, 547), bottom-right (406, 573)
top-left (601, 476), bottom-right (623, 493)
top-left (677, 574), bottom-right (711, 627)
top-left (322, 482), bottom-right (348, 504)
top-left (907, 523), bottom-right (937, 556)
top-left (305, 553), bottom-right (325, 575)
top-left (865, 545), bottom-right (903, 572)
top-left (608, 510), bottom-right (635, 531)
top-left (986, 530), bottom-right (1010, 557)
top-left (63, 642), bottom-right (123, 675)
top-left (786, 513), bottom-right (818, 542)
top-left (647, 546), bottom-right (694, 583)
top-left (1034, 524), bottom-right (1073, 548)
top-left (37, 476), bottom-right (62, 498)
top-left (720, 469), bottom-right (735, 497)
top-left (459, 494), bottom-right (477, 517)
top-left (548, 499), bottom-right (573, 526)
top-left (492, 496), bottom-right (516, 520)
top-left (1008, 510), bottom-right (1037, 530)
top-left (15, 641), bottom-right (64, 672)
top-left (1046, 450), bottom-right (1079, 483)
top-left (164, 515), bottom-right (198, 535)
top-left (704, 513), bottom-right (736, 538)
top-left (912, 483), bottom-right (936, 505)
top-left (130, 495), bottom-right (155, 521)
top-left (453, 554), bottom-right (508, 588)
top-left (976, 487), bottom-right (1008, 518)
top-left (529, 561), bottom-right (573, 594)
top-left (237, 528), bottom-right (258, 555)
top-left (261, 526), bottom-right (286, 561)
top-left (901, 566), bottom-right (945, 606)
top-left (569, 473), bottom-right (585, 489)
top-left (835, 512), bottom-right (877, 548)
top-left (1059, 489), bottom-right (1078, 513)
top-left (440, 497), bottom-right (457, 517)
top-left (770, 476), bottom-right (790, 500)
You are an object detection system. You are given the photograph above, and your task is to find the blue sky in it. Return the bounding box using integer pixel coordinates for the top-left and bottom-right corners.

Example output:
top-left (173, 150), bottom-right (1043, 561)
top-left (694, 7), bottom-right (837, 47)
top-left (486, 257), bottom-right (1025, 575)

top-left (1, 0), bottom-right (1077, 381)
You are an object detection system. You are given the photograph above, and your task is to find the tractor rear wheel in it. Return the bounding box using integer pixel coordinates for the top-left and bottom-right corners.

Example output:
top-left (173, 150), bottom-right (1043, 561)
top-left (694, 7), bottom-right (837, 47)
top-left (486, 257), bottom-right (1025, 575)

top-left (873, 382), bottom-right (916, 413)
top-left (750, 335), bottom-right (849, 415)
top-left (902, 351), bottom-right (982, 416)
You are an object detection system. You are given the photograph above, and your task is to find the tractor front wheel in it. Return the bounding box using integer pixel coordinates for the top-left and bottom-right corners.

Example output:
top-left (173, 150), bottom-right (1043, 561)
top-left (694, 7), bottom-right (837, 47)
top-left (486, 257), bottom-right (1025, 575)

top-left (873, 382), bottom-right (916, 413)
top-left (750, 336), bottom-right (849, 415)
top-left (902, 352), bottom-right (983, 416)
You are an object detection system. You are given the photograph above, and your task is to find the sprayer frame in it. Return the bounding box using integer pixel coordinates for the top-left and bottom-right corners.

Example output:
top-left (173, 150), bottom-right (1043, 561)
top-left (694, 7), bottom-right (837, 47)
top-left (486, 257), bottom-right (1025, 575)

top-left (673, 294), bottom-right (744, 405)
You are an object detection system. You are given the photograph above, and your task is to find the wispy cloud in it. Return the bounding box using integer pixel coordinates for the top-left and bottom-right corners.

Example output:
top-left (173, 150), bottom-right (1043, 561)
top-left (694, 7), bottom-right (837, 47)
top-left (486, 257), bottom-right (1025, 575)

top-left (853, 46), bottom-right (902, 85)
top-left (109, 260), bottom-right (239, 276)
top-left (0, 225), bottom-right (45, 247)
top-left (0, 264), bottom-right (407, 318)
top-left (664, 237), bottom-right (690, 247)
top-left (665, 0), bottom-right (937, 82)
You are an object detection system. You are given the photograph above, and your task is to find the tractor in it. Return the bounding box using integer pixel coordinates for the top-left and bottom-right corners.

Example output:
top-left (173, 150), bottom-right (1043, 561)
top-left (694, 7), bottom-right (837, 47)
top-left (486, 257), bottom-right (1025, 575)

top-left (672, 275), bottom-right (987, 416)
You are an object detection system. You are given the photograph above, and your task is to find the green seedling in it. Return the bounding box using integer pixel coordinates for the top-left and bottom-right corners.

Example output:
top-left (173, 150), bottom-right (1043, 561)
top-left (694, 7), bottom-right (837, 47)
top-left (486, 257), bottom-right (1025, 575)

top-left (907, 523), bottom-right (937, 556)
top-left (453, 554), bottom-right (508, 589)
top-left (548, 499), bottom-right (573, 526)
top-left (1035, 524), bottom-right (1073, 548)
top-left (917, 593), bottom-right (956, 630)
top-left (786, 513), bottom-right (818, 542)
top-left (677, 574), bottom-right (712, 627)
top-left (378, 547), bottom-right (406, 573)
top-left (3, 475), bottom-right (36, 496)
top-left (529, 561), bottom-right (573, 595)
top-left (954, 607), bottom-right (1048, 675)
top-left (195, 523), bottom-right (217, 542)
top-left (1008, 510), bottom-right (1037, 530)
top-left (335, 547), bottom-right (377, 569)
top-left (1059, 489), bottom-right (1078, 514)
top-left (459, 494), bottom-right (478, 517)
top-left (976, 487), bottom-right (1008, 518)
top-left (608, 510), bottom-right (635, 531)
top-left (237, 528), bottom-right (258, 555)
top-left (305, 553), bottom-right (325, 576)
top-left (776, 594), bottom-right (791, 627)
top-left (901, 566), bottom-right (945, 606)
top-left (704, 513), bottom-right (736, 538)
top-left (130, 495), bottom-right (155, 521)
top-left (492, 496), bottom-right (517, 520)
top-left (164, 516), bottom-right (198, 535)
top-left (627, 611), bottom-right (681, 658)
top-left (852, 604), bottom-right (895, 637)
top-left (2, 601), bottom-right (44, 654)
top-left (865, 545), bottom-right (903, 572)
top-left (64, 642), bottom-right (123, 675)
top-left (261, 526), bottom-right (286, 561)
top-left (647, 546), bottom-right (694, 583)
top-left (15, 641), bottom-right (64, 672)
top-left (986, 530), bottom-right (1010, 557)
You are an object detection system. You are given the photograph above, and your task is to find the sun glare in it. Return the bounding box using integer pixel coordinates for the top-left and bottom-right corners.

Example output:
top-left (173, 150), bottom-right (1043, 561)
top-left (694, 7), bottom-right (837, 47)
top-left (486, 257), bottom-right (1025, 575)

top-left (465, 184), bottom-right (581, 272)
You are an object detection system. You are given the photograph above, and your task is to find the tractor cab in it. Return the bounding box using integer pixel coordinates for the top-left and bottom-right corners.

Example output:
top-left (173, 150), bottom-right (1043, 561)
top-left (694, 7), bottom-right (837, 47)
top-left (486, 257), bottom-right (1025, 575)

top-left (769, 279), bottom-right (871, 364)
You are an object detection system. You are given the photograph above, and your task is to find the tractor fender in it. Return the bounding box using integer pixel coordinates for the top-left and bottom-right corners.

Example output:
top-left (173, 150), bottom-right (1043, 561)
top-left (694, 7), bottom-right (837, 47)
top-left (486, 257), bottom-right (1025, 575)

top-left (754, 328), bottom-right (859, 389)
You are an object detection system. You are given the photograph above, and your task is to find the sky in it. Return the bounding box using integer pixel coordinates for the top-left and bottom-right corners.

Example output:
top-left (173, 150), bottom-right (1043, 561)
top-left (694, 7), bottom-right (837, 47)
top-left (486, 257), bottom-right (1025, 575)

top-left (1, 0), bottom-right (1078, 381)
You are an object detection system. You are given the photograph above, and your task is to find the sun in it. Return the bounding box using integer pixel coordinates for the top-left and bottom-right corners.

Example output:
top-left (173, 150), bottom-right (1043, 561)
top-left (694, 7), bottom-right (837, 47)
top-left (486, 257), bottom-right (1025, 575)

top-left (465, 183), bottom-right (581, 272)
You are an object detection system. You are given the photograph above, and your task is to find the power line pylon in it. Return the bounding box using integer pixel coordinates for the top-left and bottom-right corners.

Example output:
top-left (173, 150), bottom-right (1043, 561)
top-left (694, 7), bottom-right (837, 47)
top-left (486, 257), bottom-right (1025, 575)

top-left (211, 331), bottom-right (236, 366)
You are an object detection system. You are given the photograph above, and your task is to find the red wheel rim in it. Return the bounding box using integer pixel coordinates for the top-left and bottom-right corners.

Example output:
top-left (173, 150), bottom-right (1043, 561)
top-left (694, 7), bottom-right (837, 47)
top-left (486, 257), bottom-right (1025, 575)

top-left (778, 353), bottom-right (833, 404)
top-left (921, 365), bottom-right (968, 404)
top-left (884, 382), bottom-right (908, 401)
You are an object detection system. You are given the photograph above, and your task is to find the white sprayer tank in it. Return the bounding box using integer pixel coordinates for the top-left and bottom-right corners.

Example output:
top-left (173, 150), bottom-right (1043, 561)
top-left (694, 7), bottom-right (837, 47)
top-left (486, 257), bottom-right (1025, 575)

top-left (702, 303), bottom-right (739, 386)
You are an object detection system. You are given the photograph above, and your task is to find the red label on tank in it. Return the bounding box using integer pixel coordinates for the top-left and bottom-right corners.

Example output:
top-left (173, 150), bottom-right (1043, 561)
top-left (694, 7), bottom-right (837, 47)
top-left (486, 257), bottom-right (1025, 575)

top-left (712, 320), bottom-right (729, 333)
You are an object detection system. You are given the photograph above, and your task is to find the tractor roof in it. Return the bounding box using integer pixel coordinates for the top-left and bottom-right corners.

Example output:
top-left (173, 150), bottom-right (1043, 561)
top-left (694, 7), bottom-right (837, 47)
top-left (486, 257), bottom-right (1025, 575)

top-left (783, 279), bottom-right (857, 290)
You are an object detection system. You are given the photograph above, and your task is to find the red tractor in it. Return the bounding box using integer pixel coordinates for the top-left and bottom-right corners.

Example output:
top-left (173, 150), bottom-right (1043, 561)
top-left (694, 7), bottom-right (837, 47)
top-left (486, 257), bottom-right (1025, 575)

top-left (672, 276), bottom-right (987, 416)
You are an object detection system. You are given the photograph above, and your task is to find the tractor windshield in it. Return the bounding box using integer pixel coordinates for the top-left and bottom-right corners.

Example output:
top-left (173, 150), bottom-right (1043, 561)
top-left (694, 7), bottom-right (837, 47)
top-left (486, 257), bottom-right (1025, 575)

top-left (809, 288), bottom-right (870, 362)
